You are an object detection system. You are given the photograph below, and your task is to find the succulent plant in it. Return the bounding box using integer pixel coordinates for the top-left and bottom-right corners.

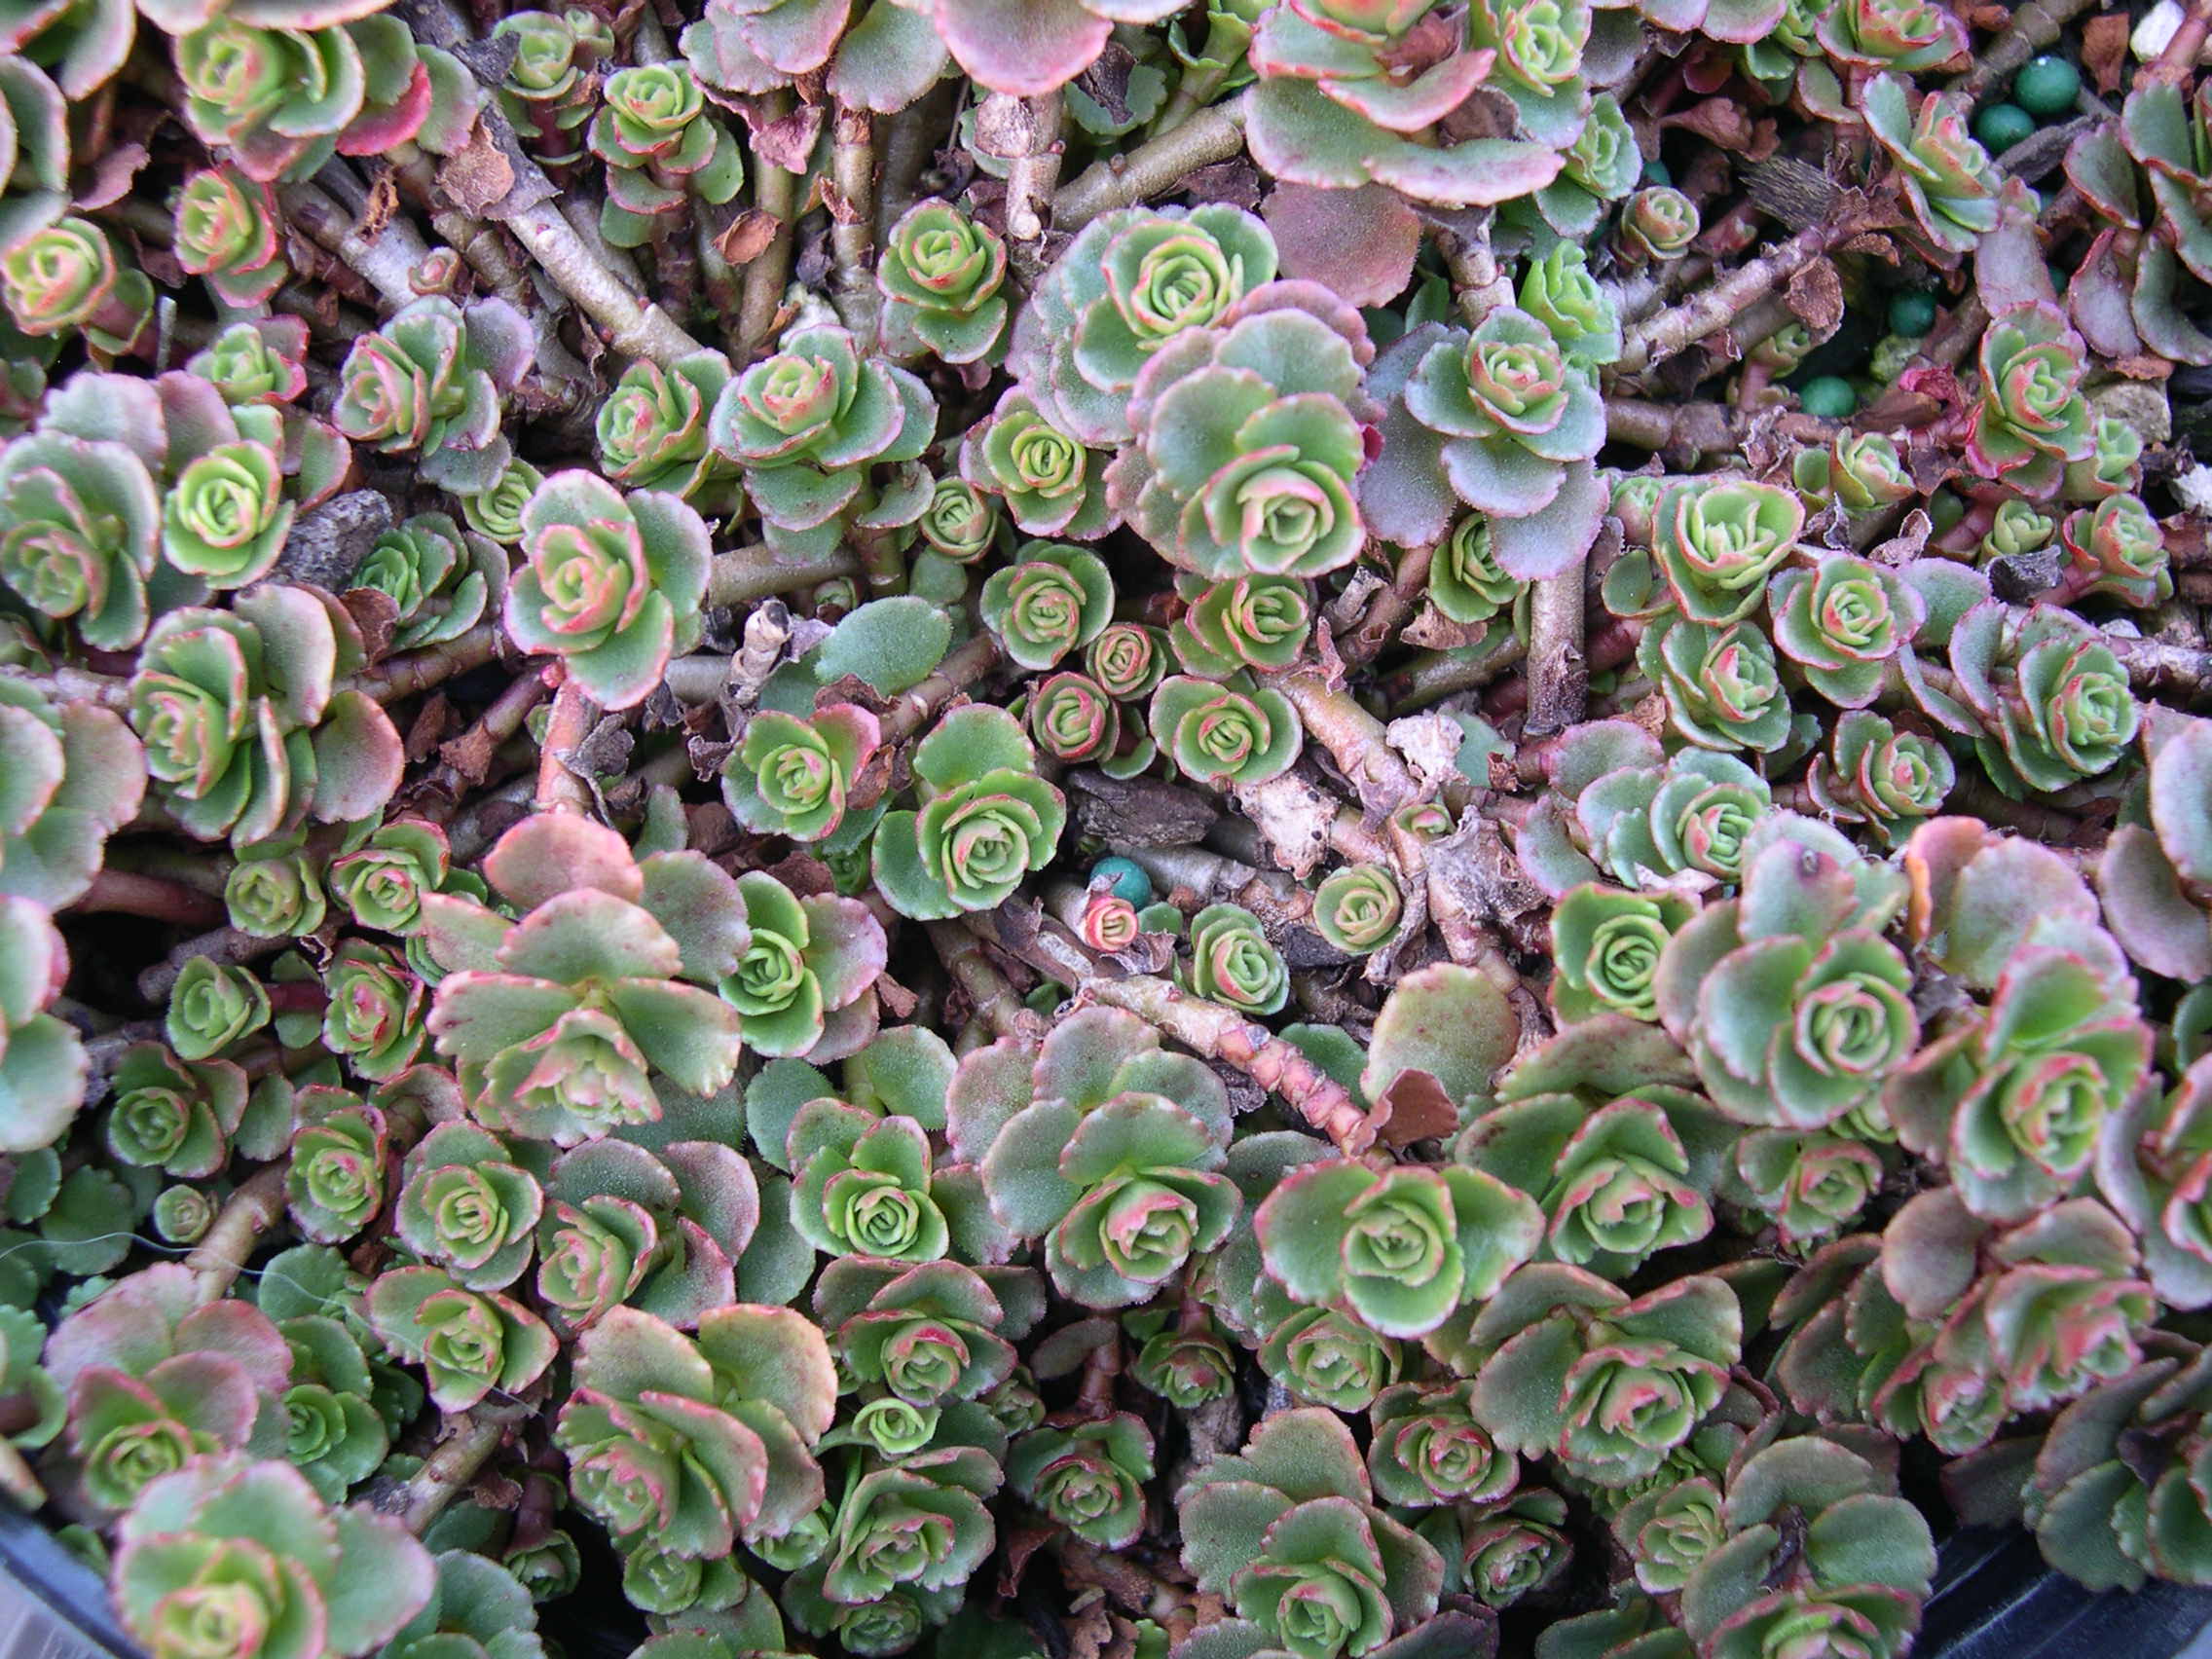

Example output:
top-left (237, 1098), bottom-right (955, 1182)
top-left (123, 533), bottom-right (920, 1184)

top-left (595, 352), bottom-right (743, 505)
top-left (1258, 1159), bottom-right (1541, 1338)
top-left (368, 1264), bottom-right (555, 1410)
top-left (2011, 1345), bottom-right (2212, 1589)
top-left (1010, 204), bottom-right (1277, 448)
top-left (1178, 1407), bottom-right (1445, 1659)
top-left (978, 541), bottom-right (1114, 671)
top-left (1890, 943), bottom-right (2149, 1220)
top-left (379, 1551), bottom-right (544, 1659)
top-left (951, 1008), bottom-right (1233, 1294)
top-left (1175, 902), bottom-right (1286, 1014)
top-left (0, 405), bottom-right (164, 649)
top-left (1550, 884), bottom-right (1696, 1023)
top-left (719, 870), bottom-right (885, 1060)
top-left (112, 1455), bottom-right (435, 1659)
top-left (1170, 571), bottom-right (1314, 676)
top-left (1367, 1380), bottom-right (1518, 1509)
top-left (1808, 711), bottom-right (1956, 843)
top-left (1448, 1265), bottom-right (1743, 1487)
top-left (1245, 0), bottom-right (1562, 204)
top-left (721, 704), bottom-right (881, 843)
top-left (459, 459), bottom-right (542, 545)
top-left (106, 1044), bottom-right (247, 1179)
top-left (2123, 78), bottom-right (2212, 286)
top-left (1, 216), bottom-right (152, 355)
top-left (709, 324), bottom-right (936, 558)
top-left (1770, 552), bottom-right (1925, 708)
top-left (818, 1257), bottom-right (1026, 1406)
top-left (173, 15), bottom-right (424, 181)
top-left (489, 9), bottom-right (602, 169)
top-left (879, 201), bottom-right (1011, 366)
top-left (7, 0), bottom-right (2212, 1642)
top-left (1459, 1088), bottom-right (1717, 1277)
top-left (1110, 280), bottom-right (1379, 579)
top-left (1618, 186), bottom-right (1701, 264)
top-left (279, 1315), bottom-right (389, 1501)
top-left (960, 387), bottom-right (1117, 542)
top-left (1364, 307), bottom-right (1603, 578)
top-left (1965, 304), bottom-right (2097, 498)
top-left (898, 0), bottom-right (1182, 95)
top-left (173, 166), bottom-right (289, 309)
top-left (1649, 818), bottom-right (1915, 1130)
top-left (503, 470), bottom-right (711, 711)
top-left (1638, 613), bottom-right (1795, 753)
top-left (0, 678), bottom-right (143, 909)
top-left (2060, 492), bottom-right (2169, 606)
top-left (1027, 672), bottom-right (1123, 766)
top-left (1864, 74), bottom-right (2007, 255)
top-left (1313, 866), bottom-right (1403, 955)
top-left (918, 476), bottom-right (1001, 564)
top-left (589, 62), bottom-right (743, 248)
top-left (1675, 1436), bottom-right (1936, 1659)
top-left (1146, 673), bottom-right (1303, 788)
top-left (558, 1304), bottom-right (833, 1555)
top-left (1522, 729), bottom-right (1773, 894)
top-left (1948, 600), bottom-right (2138, 794)
top-left (424, 813), bottom-right (746, 1146)
top-left (334, 297), bottom-right (531, 497)
top-left (870, 705), bottom-right (1065, 920)
top-left (349, 513), bottom-right (508, 654)
top-left (1007, 1415), bottom-right (1153, 1548)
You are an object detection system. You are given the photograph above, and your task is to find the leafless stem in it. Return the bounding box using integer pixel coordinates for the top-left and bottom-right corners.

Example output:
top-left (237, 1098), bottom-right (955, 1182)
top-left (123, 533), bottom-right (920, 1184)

top-left (926, 921), bottom-right (1047, 1042)
top-left (186, 1163), bottom-right (290, 1305)
top-left (1525, 566), bottom-right (1589, 737)
top-left (1053, 93), bottom-right (1248, 233)
top-left (830, 104), bottom-right (880, 341)
top-left (977, 91), bottom-right (1065, 277)
top-left (1275, 673), bottom-right (1422, 819)
top-left (394, 1411), bottom-right (511, 1532)
top-left (740, 92), bottom-right (800, 358)
top-left (535, 673), bottom-right (598, 815)
top-left (706, 544), bottom-right (863, 606)
top-left (1076, 975), bottom-right (1379, 1155)
top-left (1617, 220), bottom-right (1840, 375)
top-left (349, 624), bottom-right (505, 703)
top-left (279, 179), bottom-right (438, 310)
top-left (70, 869), bottom-right (226, 929)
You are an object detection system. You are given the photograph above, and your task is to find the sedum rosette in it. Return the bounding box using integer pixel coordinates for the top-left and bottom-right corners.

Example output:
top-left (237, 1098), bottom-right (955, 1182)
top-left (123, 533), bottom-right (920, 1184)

top-left (503, 470), bottom-right (711, 711)
top-left (1109, 280), bottom-right (1379, 580)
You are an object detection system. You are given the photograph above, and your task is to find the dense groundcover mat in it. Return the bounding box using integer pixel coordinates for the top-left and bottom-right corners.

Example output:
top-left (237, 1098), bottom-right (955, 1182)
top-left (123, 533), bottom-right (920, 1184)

top-left (12, 0), bottom-right (2212, 1656)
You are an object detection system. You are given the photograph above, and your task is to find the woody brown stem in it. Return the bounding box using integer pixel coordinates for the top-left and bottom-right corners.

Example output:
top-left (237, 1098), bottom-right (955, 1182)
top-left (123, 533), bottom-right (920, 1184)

top-left (739, 92), bottom-right (799, 357)
top-left (1948, 0), bottom-right (2101, 103)
top-left (1525, 566), bottom-right (1589, 738)
top-left (1054, 93), bottom-right (1248, 233)
top-left (186, 1162), bottom-right (290, 1304)
top-left (830, 103), bottom-right (880, 341)
top-left (706, 544), bottom-right (862, 607)
top-left (396, 1411), bottom-right (511, 1532)
top-left (978, 91), bottom-right (1064, 278)
top-left (535, 673), bottom-right (598, 815)
top-left (350, 625), bottom-right (505, 703)
top-left (1275, 673), bottom-right (1421, 819)
top-left (70, 869), bottom-right (226, 929)
top-left (875, 633), bottom-right (1006, 745)
top-left (1337, 543), bottom-right (1435, 667)
top-left (139, 927), bottom-right (290, 1005)
top-left (926, 921), bottom-right (1047, 1042)
top-left (1076, 975), bottom-right (1379, 1155)
top-left (2144, 0), bottom-right (2212, 85)
top-left (1617, 220), bottom-right (1840, 375)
